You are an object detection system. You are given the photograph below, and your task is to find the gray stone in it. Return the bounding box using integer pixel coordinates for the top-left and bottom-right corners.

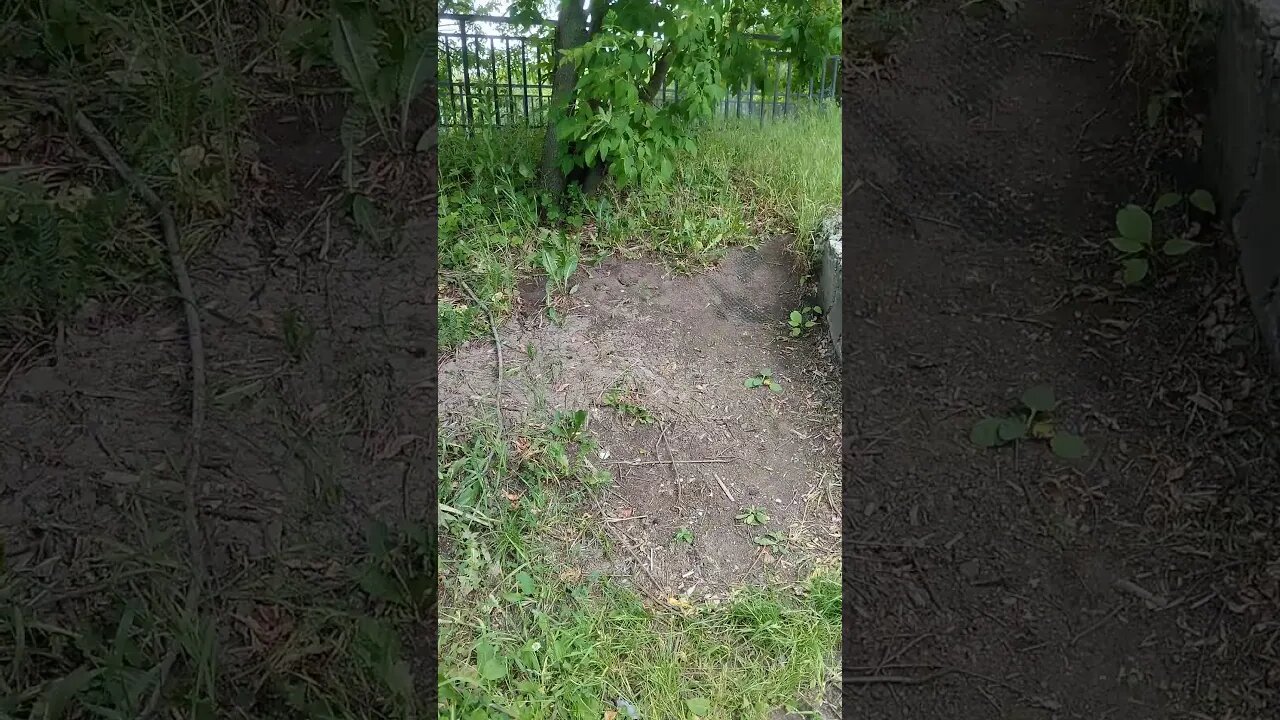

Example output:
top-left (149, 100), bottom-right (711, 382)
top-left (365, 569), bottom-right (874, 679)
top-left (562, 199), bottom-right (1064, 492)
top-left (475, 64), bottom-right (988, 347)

top-left (815, 215), bottom-right (842, 361)
top-left (1204, 0), bottom-right (1280, 367)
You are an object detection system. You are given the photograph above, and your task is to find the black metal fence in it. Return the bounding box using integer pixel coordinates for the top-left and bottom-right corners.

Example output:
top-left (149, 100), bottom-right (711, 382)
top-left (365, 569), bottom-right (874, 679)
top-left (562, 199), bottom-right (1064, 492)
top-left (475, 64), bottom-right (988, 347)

top-left (438, 12), bottom-right (839, 131)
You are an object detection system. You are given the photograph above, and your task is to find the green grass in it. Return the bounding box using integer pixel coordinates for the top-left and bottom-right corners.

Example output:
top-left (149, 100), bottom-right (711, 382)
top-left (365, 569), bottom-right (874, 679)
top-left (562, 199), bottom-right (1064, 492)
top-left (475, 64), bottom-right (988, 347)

top-left (437, 104), bottom-right (840, 352)
top-left (1, 0), bottom-right (246, 337)
top-left (1103, 0), bottom-right (1219, 87)
top-left (438, 417), bottom-right (841, 720)
top-left (0, 506), bottom-right (432, 719)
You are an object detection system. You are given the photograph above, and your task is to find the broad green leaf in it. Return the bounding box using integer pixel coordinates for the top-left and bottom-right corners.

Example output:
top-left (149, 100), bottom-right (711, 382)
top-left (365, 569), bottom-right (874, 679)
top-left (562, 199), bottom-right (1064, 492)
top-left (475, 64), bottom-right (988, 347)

top-left (970, 417), bottom-right (1003, 447)
top-left (744, 377), bottom-right (762, 388)
top-left (1162, 237), bottom-right (1198, 256)
top-left (330, 11), bottom-right (380, 113)
top-left (1153, 192), bottom-right (1182, 212)
top-left (687, 697), bottom-right (712, 716)
top-left (768, 382), bottom-right (783, 394)
top-left (789, 310), bottom-right (802, 324)
top-left (41, 666), bottom-right (98, 720)
top-left (1050, 432), bottom-right (1088, 459)
top-left (476, 642), bottom-right (507, 681)
top-left (478, 656), bottom-right (506, 681)
top-left (1121, 257), bottom-right (1149, 285)
top-left (1146, 95), bottom-right (1163, 128)
top-left (997, 417), bottom-right (1026, 441)
top-left (1021, 385), bottom-right (1057, 413)
top-left (351, 194), bottom-right (378, 236)
top-left (1116, 205), bottom-right (1152, 244)
top-left (1189, 189), bottom-right (1216, 215)
top-left (1108, 237), bottom-right (1144, 254)
top-left (515, 571), bottom-right (536, 595)
top-left (397, 30), bottom-right (433, 143)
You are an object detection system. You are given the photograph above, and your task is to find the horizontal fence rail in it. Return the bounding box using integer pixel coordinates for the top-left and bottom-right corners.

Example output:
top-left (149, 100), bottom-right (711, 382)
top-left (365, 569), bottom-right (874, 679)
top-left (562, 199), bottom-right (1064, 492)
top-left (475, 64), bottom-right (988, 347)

top-left (438, 12), bottom-right (839, 132)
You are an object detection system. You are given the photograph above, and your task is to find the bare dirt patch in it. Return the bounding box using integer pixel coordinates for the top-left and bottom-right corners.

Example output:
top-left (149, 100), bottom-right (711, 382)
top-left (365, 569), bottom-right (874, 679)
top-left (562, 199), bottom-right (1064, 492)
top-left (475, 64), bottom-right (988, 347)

top-left (440, 237), bottom-right (841, 598)
top-left (846, 1), bottom-right (1280, 718)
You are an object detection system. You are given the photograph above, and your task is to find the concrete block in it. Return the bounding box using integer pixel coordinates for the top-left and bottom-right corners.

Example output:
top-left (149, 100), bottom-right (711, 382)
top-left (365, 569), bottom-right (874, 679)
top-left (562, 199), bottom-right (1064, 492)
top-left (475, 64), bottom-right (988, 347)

top-left (1205, 0), bottom-right (1280, 366)
top-left (815, 215), bottom-right (842, 360)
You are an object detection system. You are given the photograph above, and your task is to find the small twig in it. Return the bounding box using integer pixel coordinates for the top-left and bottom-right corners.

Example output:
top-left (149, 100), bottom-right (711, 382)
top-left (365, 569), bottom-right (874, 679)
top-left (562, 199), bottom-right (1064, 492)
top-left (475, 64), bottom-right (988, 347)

top-left (1069, 604), bottom-right (1122, 647)
top-left (908, 213), bottom-right (961, 230)
top-left (603, 514), bottom-right (649, 523)
top-left (1042, 50), bottom-right (1095, 63)
top-left (606, 458), bottom-right (736, 466)
top-left (846, 668), bottom-right (958, 685)
top-left (1113, 577), bottom-right (1169, 608)
top-left (714, 473), bottom-right (736, 502)
top-left (71, 110), bottom-right (207, 719)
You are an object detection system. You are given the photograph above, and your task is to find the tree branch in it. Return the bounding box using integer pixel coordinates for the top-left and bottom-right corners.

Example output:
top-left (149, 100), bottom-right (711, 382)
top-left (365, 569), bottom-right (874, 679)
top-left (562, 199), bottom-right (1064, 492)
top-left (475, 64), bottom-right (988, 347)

top-left (641, 47), bottom-right (674, 104)
top-left (588, 0), bottom-right (610, 38)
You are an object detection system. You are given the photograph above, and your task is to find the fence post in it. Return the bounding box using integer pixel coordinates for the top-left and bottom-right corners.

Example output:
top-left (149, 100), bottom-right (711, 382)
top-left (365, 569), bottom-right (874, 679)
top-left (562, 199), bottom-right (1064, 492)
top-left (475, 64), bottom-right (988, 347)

top-left (459, 18), bottom-right (474, 135)
top-left (521, 42), bottom-right (530, 125)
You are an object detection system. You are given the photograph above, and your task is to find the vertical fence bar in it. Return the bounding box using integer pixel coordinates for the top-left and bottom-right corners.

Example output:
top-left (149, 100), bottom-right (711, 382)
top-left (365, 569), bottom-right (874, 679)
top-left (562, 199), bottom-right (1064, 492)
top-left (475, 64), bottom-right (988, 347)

top-left (770, 56), bottom-right (780, 120)
top-left (521, 42), bottom-right (530, 125)
top-left (782, 61), bottom-right (792, 117)
top-left (505, 37), bottom-right (515, 122)
top-left (459, 19), bottom-right (474, 134)
top-left (490, 37), bottom-right (500, 126)
top-left (444, 37), bottom-right (456, 126)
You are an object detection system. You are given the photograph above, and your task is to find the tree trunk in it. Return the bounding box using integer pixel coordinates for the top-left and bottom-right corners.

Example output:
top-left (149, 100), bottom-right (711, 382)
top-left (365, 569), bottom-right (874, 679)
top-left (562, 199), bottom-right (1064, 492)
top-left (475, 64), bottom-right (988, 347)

top-left (538, 0), bottom-right (590, 197)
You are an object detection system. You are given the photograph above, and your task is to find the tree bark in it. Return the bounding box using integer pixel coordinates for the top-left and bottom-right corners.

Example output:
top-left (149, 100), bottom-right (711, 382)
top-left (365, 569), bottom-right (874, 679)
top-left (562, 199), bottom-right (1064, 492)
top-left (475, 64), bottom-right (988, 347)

top-left (538, 0), bottom-right (590, 197)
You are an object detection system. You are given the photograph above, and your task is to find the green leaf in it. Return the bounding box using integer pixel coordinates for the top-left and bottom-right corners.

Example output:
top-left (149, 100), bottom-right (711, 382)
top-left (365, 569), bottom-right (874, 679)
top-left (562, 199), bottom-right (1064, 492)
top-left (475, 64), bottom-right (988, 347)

top-left (1162, 237), bottom-right (1198, 256)
top-left (1146, 95), bottom-right (1163, 128)
top-left (687, 697), bottom-right (712, 716)
top-left (1050, 432), bottom-right (1088, 459)
top-left (1189, 189), bottom-right (1216, 215)
top-left (476, 642), bottom-right (507, 681)
top-left (41, 666), bottom-right (98, 720)
top-left (1122, 257), bottom-right (1149, 285)
top-left (330, 10), bottom-right (379, 112)
top-left (1153, 192), bottom-right (1183, 212)
top-left (744, 377), bottom-right (762, 388)
top-left (789, 310), bottom-right (802, 324)
top-left (397, 30), bottom-right (433, 143)
top-left (997, 417), bottom-right (1027, 441)
top-left (1116, 205), bottom-right (1152, 245)
top-left (1108, 237), bottom-right (1144, 254)
top-left (1021, 385), bottom-right (1057, 413)
top-left (351, 194), bottom-right (378, 236)
top-left (970, 417), bottom-right (1003, 447)
top-left (769, 382), bottom-right (783, 394)
top-left (515, 571), bottom-right (536, 595)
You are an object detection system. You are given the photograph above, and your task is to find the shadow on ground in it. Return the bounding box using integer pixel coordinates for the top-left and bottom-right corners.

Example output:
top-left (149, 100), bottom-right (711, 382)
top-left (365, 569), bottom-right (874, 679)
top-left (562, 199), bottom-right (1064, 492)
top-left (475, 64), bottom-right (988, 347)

top-left (846, 1), bottom-right (1280, 718)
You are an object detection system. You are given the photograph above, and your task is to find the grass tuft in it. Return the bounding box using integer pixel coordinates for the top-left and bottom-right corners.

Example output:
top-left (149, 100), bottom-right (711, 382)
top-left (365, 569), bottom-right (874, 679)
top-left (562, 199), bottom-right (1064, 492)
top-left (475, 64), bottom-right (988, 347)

top-left (438, 104), bottom-right (839, 353)
top-left (437, 420), bottom-right (840, 719)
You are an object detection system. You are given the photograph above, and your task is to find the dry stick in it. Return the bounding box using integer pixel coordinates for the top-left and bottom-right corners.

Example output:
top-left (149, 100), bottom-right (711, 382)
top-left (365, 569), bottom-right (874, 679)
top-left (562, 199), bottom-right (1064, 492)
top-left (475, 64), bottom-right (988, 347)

top-left (72, 110), bottom-right (207, 718)
top-left (606, 457), bottom-right (736, 466)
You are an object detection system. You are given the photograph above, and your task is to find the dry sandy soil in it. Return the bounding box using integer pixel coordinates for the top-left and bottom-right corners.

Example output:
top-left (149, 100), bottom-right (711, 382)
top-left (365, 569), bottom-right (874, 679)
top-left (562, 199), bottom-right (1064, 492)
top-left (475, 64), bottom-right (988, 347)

top-left (440, 238), bottom-right (841, 599)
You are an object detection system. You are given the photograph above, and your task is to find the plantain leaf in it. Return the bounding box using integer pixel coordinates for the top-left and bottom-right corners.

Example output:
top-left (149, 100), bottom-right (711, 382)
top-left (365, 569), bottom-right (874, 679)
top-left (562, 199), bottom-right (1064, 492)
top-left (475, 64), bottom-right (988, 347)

top-left (397, 30), bottom-right (433, 145)
top-left (1189, 189), bottom-right (1216, 215)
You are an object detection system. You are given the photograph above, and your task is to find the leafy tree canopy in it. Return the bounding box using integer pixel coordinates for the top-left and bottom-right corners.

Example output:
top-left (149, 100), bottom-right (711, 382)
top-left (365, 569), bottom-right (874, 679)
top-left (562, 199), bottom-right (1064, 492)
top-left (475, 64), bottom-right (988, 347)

top-left (507, 0), bottom-right (839, 191)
